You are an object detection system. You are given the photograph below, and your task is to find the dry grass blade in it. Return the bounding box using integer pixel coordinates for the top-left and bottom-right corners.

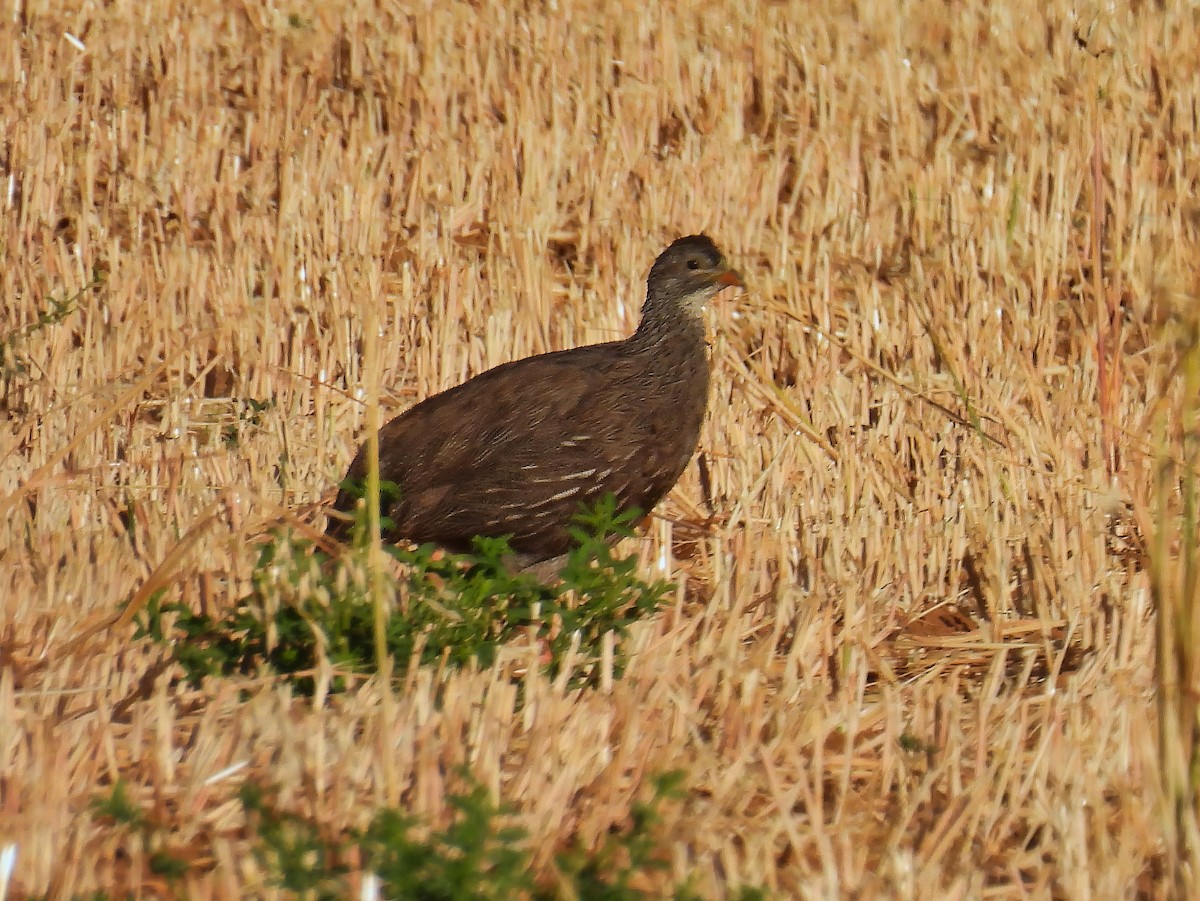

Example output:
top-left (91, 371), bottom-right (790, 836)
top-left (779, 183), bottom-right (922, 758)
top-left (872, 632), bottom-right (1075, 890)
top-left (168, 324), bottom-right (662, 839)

top-left (0, 1), bottom-right (1191, 896)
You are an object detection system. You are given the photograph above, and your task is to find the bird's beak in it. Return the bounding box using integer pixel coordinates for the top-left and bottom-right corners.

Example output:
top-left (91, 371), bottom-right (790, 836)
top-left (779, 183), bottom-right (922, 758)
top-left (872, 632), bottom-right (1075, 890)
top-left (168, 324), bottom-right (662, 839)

top-left (715, 267), bottom-right (744, 288)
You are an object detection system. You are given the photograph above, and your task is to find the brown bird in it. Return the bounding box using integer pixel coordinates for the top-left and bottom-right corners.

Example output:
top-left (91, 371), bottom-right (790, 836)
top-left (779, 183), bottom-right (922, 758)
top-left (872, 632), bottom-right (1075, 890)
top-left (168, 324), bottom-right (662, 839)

top-left (329, 235), bottom-right (743, 566)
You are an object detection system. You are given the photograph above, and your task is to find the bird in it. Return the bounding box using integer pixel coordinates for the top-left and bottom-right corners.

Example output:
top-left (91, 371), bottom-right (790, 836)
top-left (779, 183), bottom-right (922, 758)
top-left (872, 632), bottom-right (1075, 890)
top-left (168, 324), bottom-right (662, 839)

top-left (328, 234), bottom-right (743, 567)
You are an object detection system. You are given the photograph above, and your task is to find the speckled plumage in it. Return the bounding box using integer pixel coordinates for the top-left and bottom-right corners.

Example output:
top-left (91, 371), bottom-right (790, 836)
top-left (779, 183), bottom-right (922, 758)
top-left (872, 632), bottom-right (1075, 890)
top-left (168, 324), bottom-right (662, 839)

top-left (329, 235), bottom-right (742, 563)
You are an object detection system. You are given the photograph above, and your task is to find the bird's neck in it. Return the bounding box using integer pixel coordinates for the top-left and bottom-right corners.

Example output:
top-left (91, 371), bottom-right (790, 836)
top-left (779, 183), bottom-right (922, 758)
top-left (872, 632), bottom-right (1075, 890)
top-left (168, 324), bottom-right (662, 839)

top-left (624, 303), bottom-right (711, 428)
top-left (628, 301), bottom-right (708, 357)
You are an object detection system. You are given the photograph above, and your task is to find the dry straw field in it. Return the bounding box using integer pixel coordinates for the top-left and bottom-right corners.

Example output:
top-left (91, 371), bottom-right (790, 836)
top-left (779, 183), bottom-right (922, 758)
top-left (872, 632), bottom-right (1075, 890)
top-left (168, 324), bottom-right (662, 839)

top-left (3, 0), bottom-right (1200, 897)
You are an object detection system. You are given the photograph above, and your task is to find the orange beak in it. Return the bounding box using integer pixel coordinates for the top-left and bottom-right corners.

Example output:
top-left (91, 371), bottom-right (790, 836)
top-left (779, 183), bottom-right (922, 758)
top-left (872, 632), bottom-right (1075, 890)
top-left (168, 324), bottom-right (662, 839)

top-left (716, 267), bottom-right (744, 288)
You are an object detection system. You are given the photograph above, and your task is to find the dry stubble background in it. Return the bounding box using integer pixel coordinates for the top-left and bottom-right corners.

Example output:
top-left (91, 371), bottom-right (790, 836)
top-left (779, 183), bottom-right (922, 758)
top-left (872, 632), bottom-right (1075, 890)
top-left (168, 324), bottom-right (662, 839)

top-left (2, 0), bottom-right (1197, 897)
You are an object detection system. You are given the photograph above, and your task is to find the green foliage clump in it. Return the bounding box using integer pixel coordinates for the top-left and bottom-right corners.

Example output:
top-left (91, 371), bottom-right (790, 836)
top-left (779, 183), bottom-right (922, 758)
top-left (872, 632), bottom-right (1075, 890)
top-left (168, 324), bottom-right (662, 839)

top-left (134, 496), bottom-right (668, 695)
top-left (90, 780), bottom-right (192, 884)
top-left (242, 777), bottom-right (534, 900)
top-left (85, 768), bottom-right (769, 900)
top-left (554, 770), bottom-right (683, 898)
top-left (241, 769), bottom-right (767, 900)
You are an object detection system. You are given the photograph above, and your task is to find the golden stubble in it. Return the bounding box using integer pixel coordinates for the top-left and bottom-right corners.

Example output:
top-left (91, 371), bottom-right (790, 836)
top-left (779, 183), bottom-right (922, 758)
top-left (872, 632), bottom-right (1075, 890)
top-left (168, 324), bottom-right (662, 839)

top-left (0, 0), bottom-right (1195, 896)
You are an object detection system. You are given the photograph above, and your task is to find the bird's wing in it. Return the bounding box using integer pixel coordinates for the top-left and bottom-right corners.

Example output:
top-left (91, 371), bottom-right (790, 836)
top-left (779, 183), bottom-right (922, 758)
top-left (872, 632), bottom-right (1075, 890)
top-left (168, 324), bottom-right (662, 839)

top-left (359, 344), bottom-right (680, 547)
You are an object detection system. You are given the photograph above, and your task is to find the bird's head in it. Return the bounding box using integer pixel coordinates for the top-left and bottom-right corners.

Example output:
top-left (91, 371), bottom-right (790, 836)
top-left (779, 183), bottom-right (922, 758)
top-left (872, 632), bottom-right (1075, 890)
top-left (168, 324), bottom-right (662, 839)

top-left (641, 234), bottom-right (743, 327)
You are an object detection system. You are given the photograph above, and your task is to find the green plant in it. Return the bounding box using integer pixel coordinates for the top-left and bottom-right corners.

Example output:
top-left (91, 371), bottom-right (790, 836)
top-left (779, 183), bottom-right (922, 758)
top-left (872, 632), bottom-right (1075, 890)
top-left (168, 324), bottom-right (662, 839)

top-left (90, 780), bottom-right (192, 884)
top-left (134, 496), bottom-right (669, 695)
top-left (240, 782), bottom-right (349, 900)
top-left (360, 782), bottom-right (535, 900)
top-left (239, 776), bottom-right (532, 899)
top-left (239, 770), bottom-right (768, 900)
top-left (222, 396), bottom-right (276, 447)
top-left (553, 770), bottom-right (683, 900)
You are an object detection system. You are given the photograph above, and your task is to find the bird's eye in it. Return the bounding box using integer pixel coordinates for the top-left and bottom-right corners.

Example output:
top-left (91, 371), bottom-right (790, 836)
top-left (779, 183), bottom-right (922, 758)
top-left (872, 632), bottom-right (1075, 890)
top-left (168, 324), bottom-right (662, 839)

top-left (686, 258), bottom-right (700, 270)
